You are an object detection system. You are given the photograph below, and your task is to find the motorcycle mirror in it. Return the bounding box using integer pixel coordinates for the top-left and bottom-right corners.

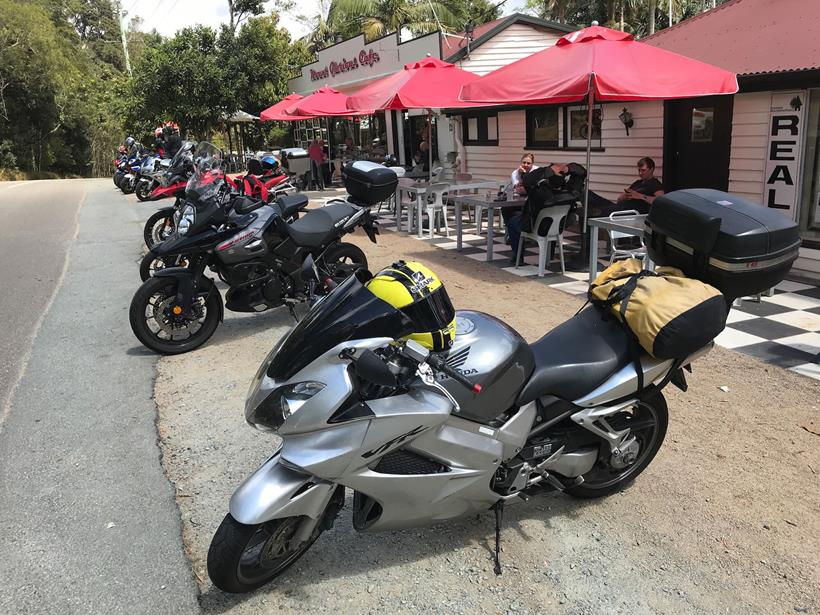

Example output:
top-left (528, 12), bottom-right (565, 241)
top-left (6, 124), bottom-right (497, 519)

top-left (354, 349), bottom-right (397, 387)
top-left (300, 254), bottom-right (320, 283)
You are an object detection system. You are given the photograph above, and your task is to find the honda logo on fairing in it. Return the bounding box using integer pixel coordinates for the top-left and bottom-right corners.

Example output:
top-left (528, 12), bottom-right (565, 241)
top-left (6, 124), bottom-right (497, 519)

top-left (445, 346), bottom-right (470, 369)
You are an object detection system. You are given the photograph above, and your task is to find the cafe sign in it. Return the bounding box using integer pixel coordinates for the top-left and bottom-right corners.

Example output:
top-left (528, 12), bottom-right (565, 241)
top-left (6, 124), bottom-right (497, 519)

top-left (763, 91), bottom-right (806, 220)
top-left (310, 49), bottom-right (381, 82)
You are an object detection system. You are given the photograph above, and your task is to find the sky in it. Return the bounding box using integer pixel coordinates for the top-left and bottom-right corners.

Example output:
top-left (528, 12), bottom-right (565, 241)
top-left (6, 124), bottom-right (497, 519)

top-left (124, 0), bottom-right (529, 42)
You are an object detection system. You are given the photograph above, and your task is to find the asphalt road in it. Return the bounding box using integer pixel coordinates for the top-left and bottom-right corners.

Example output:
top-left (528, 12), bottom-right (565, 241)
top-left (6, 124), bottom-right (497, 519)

top-left (0, 180), bottom-right (84, 419)
top-left (0, 179), bottom-right (199, 614)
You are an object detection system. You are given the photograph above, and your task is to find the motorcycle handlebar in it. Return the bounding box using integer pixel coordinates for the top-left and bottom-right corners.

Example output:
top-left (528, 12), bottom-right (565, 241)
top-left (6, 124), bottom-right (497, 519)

top-left (426, 353), bottom-right (482, 394)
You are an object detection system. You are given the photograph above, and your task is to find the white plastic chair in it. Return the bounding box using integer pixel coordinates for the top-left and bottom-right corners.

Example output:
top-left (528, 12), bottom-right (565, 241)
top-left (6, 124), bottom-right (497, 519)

top-left (397, 178), bottom-right (420, 232)
top-left (423, 182), bottom-right (451, 238)
top-left (515, 204), bottom-right (571, 277)
top-left (608, 209), bottom-right (647, 265)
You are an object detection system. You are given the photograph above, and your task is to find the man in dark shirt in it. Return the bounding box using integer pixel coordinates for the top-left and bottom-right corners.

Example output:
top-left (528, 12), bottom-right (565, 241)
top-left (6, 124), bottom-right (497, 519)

top-left (588, 157), bottom-right (664, 215)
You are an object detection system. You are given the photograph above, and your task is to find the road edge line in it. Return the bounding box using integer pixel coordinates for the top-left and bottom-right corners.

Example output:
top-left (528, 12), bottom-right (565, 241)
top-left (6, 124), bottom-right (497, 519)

top-left (0, 184), bottom-right (86, 434)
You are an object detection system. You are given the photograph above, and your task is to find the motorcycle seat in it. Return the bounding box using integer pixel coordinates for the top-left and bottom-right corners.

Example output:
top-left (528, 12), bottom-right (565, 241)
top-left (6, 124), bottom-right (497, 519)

top-left (277, 194), bottom-right (308, 218)
top-left (516, 306), bottom-right (632, 405)
top-left (287, 202), bottom-right (356, 249)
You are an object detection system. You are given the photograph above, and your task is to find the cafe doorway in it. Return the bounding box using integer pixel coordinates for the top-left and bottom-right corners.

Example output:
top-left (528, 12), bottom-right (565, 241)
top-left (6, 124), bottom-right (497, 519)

top-left (664, 95), bottom-right (734, 191)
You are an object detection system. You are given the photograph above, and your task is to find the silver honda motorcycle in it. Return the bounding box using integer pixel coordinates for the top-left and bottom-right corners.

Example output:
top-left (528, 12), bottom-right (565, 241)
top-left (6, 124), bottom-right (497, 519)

top-left (206, 267), bottom-right (712, 593)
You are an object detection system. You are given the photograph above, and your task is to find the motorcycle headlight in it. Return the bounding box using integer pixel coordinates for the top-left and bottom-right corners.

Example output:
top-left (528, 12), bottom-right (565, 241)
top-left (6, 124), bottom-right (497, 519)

top-left (246, 381), bottom-right (325, 432)
top-left (178, 204), bottom-right (195, 235)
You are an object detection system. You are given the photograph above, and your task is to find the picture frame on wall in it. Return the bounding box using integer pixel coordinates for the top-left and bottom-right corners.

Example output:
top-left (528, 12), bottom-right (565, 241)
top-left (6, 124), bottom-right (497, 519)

top-left (566, 104), bottom-right (602, 148)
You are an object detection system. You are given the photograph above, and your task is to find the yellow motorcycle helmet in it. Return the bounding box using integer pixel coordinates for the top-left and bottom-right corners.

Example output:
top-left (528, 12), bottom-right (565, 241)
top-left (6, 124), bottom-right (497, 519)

top-left (366, 261), bottom-right (456, 352)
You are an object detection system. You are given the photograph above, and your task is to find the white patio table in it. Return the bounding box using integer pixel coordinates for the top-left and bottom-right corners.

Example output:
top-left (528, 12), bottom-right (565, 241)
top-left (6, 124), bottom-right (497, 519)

top-left (451, 195), bottom-right (527, 261)
top-left (587, 214), bottom-right (655, 282)
top-left (396, 178), bottom-right (502, 238)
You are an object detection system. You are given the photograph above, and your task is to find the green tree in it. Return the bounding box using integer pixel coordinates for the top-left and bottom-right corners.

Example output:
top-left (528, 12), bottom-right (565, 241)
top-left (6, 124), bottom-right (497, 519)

top-left (127, 26), bottom-right (232, 140)
top-left (227, 0), bottom-right (266, 34)
top-left (444, 0), bottom-right (501, 29)
top-left (327, 0), bottom-right (462, 40)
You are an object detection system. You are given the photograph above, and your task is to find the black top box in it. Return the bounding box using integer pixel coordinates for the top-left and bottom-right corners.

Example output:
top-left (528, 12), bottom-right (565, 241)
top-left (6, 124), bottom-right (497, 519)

top-left (645, 189), bottom-right (801, 301)
top-left (342, 161), bottom-right (398, 206)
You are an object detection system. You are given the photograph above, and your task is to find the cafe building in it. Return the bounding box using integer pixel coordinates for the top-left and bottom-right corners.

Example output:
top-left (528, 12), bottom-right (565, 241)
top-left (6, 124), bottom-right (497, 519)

top-left (447, 0), bottom-right (819, 283)
top-left (644, 0), bottom-right (820, 283)
top-left (286, 14), bottom-right (576, 170)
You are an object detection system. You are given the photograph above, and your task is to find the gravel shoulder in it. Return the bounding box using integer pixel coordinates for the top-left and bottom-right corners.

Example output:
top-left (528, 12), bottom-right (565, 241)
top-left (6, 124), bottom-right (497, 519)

top-left (155, 221), bottom-right (820, 615)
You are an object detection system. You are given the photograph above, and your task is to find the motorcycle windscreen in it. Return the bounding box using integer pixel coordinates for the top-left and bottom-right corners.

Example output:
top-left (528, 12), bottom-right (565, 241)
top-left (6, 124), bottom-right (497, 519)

top-left (266, 269), bottom-right (414, 381)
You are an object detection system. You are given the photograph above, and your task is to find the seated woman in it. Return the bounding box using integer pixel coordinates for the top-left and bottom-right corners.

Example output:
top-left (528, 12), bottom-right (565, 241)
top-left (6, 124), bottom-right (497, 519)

top-left (411, 151), bottom-right (427, 175)
top-left (506, 155), bottom-right (573, 264)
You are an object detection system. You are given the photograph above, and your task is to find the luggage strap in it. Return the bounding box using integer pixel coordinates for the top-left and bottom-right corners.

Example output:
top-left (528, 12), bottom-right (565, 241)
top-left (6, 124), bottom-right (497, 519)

top-left (599, 270), bottom-right (659, 391)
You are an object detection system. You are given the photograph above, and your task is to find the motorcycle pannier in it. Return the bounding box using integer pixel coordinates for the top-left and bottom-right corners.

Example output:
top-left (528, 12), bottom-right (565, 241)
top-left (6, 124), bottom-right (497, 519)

top-left (342, 161), bottom-right (398, 206)
top-left (589, 259), bottom-right (727, 360)
top-left (644, 189), bottom-right (801, 301)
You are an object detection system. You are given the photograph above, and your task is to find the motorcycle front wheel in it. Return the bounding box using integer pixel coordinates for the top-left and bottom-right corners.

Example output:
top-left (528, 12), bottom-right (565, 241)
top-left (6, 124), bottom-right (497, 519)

top-left (135, 179), bottom-right (154, 201)
top-left (144, 209), bottom-right (175, 249)
top-left (565, 392), bottom-right (668, 499)
top-left (139, 251), bottom-right (191, 281)
top-left (207, 515), bottom-right (322, 593)
top-left (129, 276), bottom-right (221, 354)
top-left (208, 487), bottom-right (343, 593)
top-left (121, 176), bottom-right (136, 194)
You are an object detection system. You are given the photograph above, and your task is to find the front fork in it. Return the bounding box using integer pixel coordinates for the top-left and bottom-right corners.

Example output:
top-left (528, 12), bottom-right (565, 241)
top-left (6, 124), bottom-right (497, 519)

top-left (173, 256), bottom-right (211, 314)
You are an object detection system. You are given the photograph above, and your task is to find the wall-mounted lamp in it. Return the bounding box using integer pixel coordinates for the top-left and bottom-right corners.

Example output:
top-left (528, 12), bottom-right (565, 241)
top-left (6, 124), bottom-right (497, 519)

top-left (618, 107), bottom-right (634, 135)
top-left (464, 20), bottom-right (475, 41)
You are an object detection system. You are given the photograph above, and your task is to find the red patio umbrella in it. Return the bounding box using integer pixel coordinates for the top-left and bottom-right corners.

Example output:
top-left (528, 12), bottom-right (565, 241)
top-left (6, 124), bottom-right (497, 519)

top-left (287, 86), bottom-right (373, 117)
top-left (346, 57), bottom-right (485, 178)
top-left (259, 94), bottom-right (316, 121)
top-left (459, 24), bottom-right (739, 251)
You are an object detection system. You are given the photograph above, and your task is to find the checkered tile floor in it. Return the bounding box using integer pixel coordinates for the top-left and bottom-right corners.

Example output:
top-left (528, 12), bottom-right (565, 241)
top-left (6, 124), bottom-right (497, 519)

top-left (376, 210), bottom-right (820, 382)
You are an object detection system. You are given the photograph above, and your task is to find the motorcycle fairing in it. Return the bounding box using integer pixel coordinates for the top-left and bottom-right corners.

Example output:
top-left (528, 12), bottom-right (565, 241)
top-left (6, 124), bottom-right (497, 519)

top-left (229, 454), bottom-right (338, 525)
top-left (265, 272), bottom-right (413, 382)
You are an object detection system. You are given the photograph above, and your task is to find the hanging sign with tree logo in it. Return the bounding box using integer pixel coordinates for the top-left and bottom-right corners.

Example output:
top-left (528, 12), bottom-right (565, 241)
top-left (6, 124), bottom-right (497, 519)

top-left (764, 91), bottom-right (806, 219)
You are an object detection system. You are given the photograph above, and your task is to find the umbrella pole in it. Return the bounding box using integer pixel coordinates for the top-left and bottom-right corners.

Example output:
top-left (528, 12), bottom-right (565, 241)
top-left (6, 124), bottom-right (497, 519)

top-left (428, 109), bottom-right (433, 182)
top-left (580, 76), bottom-right (595, 272)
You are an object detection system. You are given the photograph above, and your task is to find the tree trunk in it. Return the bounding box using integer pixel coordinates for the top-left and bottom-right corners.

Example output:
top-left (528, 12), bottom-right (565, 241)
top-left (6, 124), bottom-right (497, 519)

top-left (558, 1), bottom-right (566, 23)
top-left (648, 0), bottom-right (657, 34)
top-left (620, 0), bottom-right (624, 30)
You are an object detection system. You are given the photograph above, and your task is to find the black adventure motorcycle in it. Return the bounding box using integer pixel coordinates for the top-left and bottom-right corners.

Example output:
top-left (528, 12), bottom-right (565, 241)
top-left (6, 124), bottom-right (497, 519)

top-left (128, 144), bottom-right (381, 354)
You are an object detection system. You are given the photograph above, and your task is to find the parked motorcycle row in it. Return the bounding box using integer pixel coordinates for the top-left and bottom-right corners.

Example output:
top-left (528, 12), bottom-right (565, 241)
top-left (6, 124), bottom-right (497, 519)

top-left (114, 138), bottom-right (799, 595)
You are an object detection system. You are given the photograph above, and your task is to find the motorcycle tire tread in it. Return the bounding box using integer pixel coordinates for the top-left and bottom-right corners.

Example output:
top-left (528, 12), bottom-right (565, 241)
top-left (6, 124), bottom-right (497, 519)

top-left (207, 513), bottom-right (322, 594)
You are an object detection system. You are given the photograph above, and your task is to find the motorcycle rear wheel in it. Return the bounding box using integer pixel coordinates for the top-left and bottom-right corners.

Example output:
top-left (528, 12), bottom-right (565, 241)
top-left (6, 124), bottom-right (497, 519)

top-left (565, 392), bottom-right (668, 499)
top-left (321, 242), bottom-right (367, 285)
top-left (129, 276), bottom-right (221, 355)
top-left (144, 209), bottom-right (175, 249)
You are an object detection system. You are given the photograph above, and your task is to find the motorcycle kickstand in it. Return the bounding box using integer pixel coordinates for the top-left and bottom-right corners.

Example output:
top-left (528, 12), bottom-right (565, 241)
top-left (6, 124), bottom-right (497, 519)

top-left (491, 500), bottom-right (504, 575)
